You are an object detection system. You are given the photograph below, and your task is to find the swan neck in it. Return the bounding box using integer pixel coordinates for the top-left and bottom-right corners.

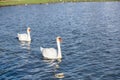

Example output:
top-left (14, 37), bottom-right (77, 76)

top-left (27, 31), bottom-right (30, 35)
top-left (57, 40), bottom-right (62, 58)
top-left (27, 31), bottom-right (31, 41)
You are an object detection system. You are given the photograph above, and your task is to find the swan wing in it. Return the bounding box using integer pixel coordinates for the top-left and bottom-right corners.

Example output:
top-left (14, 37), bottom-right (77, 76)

top-left (18, 33), bottom-right (28, 41)
top-left (41, 47), bottom-right (57, 59)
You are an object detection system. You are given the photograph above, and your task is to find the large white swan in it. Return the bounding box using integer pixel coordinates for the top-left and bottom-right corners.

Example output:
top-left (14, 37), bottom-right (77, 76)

top-left (40, 36), bottom-right (62, 59)
top-left (17, 27), bottom-right (31, 42)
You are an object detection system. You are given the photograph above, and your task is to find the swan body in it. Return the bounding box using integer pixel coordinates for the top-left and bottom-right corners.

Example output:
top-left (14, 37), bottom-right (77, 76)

top-left (40, 47), bottom-right (57, 59)
top-left (40, 37), bottom-right (62, 59)
top-left (17, 27), bottom-right (31, 42)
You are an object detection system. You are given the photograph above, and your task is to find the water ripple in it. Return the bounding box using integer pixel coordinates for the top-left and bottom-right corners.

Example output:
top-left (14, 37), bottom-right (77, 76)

top-left (0, 2), bottom-right (120, 80)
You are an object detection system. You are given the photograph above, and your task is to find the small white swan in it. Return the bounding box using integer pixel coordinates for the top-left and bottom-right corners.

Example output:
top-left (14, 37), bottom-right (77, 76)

top-left (17, 27), bottom-right (31, 42)
top-left (40, 36), bottom-right (62, 59)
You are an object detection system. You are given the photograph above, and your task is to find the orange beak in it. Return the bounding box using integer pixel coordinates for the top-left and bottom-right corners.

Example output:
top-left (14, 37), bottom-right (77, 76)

top-left (29, 29), bottom-right (31, 32)
top-left (58, 37), bottom-right (62, 43)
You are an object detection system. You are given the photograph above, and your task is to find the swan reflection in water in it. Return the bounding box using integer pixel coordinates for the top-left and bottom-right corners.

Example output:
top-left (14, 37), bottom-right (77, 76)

top-left (19, 41), bottom-right (31, 50)
top-left (43, 59), bottom-right (65, 79)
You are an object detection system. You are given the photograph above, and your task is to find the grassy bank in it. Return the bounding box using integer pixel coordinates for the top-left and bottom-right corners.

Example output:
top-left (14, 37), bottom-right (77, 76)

top-left (0, 0), bottom-right (120, 6)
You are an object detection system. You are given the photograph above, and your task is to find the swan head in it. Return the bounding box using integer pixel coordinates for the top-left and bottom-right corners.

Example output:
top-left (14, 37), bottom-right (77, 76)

top-left (27, 27), bottom-right (31, 33)
top-left (56, 36), bottom-right (62, 43)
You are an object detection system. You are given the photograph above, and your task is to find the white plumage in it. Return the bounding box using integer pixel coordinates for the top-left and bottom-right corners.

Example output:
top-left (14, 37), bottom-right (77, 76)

top-left (40, 47), bottom-right (57, 59)
top-left (17, 27), bottom-right (31, 42)
top-left (40, 37), bottom-right (62, 59)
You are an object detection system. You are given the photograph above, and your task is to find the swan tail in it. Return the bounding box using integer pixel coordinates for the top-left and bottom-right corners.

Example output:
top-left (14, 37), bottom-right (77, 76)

top-left (40, 47), bottom-right (44, 52)
top-left (17, 33), bottom-right (20, 37)
top-left (17, 33), bottom-right (20, 39)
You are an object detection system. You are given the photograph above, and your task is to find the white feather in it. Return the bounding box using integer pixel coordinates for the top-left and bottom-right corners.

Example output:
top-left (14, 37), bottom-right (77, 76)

top-left (40, 36), bottom-right (62, 59)
top-left (17, 27), bottom-right (31, 41)
top-left (40, 47), bottom-right (57, 59)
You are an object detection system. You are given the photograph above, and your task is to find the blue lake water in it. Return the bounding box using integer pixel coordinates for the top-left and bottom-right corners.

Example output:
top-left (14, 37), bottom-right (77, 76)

top-left (0, 2), bottom-right (120, 80)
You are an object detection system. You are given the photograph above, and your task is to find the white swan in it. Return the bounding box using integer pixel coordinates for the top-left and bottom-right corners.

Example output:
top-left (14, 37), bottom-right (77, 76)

top-left (17, 27), bottom-right (31, 42)
top-left (40, 36), bottom-right (62, 59)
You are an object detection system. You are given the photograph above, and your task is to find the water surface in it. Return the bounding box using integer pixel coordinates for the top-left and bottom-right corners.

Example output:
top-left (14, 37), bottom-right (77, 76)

top-left (0, 2), bottom-right (120, 80)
